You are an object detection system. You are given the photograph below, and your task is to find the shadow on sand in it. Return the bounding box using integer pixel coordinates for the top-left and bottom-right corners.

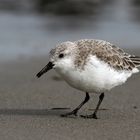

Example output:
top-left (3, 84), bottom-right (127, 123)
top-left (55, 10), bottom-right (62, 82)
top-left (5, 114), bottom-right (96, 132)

top-left (0, 108), bottom-right (109, 116)
top-left (0, 108), bottom-right (71, 116)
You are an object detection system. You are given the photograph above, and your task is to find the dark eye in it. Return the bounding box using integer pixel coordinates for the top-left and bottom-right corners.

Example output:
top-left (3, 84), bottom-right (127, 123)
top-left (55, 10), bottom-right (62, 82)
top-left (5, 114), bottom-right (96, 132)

top-left (59, 53), bottom-right (64, 58)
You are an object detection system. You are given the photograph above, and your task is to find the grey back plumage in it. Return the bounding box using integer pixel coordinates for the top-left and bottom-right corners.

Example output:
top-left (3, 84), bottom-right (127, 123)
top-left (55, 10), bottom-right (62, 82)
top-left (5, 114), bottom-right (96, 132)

top-left (74, 39), bottom-right (140, 71)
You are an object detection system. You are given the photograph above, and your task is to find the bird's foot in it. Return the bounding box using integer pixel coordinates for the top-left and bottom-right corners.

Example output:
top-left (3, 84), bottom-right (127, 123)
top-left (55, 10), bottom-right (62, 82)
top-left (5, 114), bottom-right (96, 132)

top-left (61, 110), bottom-right (78, 117)
top-left (80, 113), bottom-right (98, 119)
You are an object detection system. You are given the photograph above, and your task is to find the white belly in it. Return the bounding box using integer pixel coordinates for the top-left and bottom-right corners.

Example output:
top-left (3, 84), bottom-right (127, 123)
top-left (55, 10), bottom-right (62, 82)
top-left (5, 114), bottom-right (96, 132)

top-left (55, 55), bottom-right (138, 93)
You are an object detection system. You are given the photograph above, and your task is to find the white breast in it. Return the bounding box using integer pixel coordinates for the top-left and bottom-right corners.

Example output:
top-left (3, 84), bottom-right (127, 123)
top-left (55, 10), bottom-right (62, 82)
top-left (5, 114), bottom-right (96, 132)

top-left (55, 55), bottom-right (138, 93)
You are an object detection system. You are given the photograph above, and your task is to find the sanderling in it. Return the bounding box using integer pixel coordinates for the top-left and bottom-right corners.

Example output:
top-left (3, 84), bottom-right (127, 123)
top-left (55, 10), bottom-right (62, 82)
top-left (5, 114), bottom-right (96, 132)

top-left (36, 39), bottom-right (140, 119)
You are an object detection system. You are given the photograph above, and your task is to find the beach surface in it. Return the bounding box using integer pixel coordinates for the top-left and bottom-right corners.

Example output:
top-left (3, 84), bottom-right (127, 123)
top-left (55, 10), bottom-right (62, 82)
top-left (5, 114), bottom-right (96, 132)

top-left (0, 49), bottom-right (140, 140)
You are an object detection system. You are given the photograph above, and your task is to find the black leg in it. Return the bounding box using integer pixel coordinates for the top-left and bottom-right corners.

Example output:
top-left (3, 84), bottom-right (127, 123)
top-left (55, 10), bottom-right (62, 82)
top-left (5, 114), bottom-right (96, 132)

top-left (61, 92), bottom-right (90, 117)
top-left (81, 93), bottom-right (104, 119)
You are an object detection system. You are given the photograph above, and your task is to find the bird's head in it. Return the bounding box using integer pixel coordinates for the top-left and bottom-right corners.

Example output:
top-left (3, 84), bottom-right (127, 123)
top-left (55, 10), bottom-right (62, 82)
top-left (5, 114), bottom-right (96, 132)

top-left (36, 41), bottom-right (76, 78)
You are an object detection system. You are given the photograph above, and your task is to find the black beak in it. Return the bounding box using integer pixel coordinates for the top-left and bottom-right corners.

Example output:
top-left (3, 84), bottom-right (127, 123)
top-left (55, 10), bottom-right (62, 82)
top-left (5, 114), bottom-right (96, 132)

top-left (36, 62), bottom-right (54, 78)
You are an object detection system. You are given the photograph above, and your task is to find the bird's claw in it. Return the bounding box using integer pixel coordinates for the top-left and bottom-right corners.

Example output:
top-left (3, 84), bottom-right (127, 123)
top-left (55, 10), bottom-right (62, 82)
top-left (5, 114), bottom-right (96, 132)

top-left (61, 110), bottom-right (78, 117)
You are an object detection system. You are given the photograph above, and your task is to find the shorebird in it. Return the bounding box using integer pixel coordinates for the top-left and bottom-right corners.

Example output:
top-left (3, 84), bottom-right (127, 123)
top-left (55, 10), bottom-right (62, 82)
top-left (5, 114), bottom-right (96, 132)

top-left (36, 39), bottom-right (140, 119)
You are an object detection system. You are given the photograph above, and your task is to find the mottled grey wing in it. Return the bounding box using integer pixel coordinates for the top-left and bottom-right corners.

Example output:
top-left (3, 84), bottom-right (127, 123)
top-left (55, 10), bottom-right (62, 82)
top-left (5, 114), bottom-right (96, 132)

top-left (75, 39), bottom-right (140, 70)
top-left (94, 44), bottom-right (138, 71)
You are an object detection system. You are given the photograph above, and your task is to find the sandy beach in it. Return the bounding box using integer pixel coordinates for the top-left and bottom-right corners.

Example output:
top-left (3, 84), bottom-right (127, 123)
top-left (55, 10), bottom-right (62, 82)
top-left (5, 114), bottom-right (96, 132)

top-left (0, 48), bottom-right (140, 140)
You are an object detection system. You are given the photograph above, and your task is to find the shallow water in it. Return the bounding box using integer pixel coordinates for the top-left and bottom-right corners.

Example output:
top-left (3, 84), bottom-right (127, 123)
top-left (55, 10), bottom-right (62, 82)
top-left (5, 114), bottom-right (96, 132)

top-left (0, 0), bottom-right (140, 60)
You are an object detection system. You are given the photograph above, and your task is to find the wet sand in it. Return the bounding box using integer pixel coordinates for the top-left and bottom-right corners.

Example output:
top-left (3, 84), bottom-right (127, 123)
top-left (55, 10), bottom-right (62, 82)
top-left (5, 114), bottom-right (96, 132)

top-left (0, 49), bottom-right (140, 140)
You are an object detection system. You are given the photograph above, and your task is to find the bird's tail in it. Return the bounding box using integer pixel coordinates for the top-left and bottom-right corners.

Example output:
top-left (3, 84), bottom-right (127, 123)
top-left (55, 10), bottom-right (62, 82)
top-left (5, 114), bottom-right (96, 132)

top-left (129, 55), bottom-right (140, 68)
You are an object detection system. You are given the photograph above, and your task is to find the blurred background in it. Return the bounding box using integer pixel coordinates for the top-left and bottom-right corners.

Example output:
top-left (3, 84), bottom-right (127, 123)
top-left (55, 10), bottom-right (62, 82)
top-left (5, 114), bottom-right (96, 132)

top-left (0, 0), bottom-right (140, 61)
